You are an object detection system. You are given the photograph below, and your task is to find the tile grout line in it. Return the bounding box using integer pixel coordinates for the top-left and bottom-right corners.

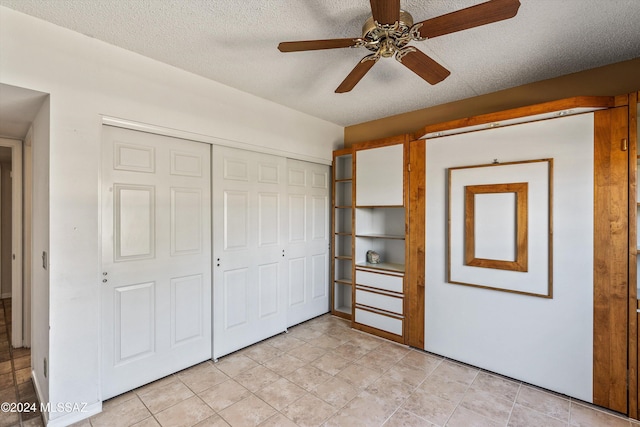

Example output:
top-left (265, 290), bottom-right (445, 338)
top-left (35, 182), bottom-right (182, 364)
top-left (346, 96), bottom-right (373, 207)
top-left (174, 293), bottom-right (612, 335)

top-left (505, 383), bottom-right (522, 426)
top-left (442, 367), bottom-right (480, 427)
top-left (379, 355), bottom-right (443, 426)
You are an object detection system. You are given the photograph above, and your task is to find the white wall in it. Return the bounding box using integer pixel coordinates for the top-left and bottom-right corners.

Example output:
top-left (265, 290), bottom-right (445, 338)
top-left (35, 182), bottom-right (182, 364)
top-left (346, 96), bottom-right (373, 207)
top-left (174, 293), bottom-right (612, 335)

top-left (425, 113), bottom-right (594, 401)
top-left (0, 6), bottom-right (343, 425)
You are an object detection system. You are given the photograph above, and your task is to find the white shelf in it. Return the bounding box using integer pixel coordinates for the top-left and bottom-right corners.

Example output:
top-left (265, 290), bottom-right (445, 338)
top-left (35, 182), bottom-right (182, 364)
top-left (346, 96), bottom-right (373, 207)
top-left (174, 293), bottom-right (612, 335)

top-left (334, 305), bottom-right (351, 315)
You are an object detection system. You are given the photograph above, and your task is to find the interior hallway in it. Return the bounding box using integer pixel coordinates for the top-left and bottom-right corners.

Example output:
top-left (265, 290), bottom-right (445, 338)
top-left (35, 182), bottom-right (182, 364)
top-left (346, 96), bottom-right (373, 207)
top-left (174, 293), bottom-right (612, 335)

top-left (0, 298), bottom-right (42, 427)
top-left (66, 314), bottom-right (637, 427)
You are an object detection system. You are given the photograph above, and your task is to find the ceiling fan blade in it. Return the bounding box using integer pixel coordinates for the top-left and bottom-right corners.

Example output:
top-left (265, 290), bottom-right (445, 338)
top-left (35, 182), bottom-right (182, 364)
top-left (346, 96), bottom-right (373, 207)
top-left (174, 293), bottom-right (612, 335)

top-left (397, 49), bottom-right (450, 85)
top-left (335, 55), bottom-right (379, 93)
top-left (278, 38), bottom-right (362, 52)
top-left (414, 0), bottom-right (521, 39)
top-left (370, 0), bottom-right (400, 25)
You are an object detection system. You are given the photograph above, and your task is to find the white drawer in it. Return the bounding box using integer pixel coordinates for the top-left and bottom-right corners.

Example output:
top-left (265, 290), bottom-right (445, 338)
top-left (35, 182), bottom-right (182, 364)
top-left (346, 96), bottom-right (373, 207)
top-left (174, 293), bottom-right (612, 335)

top-left (355, 270), bottom-right (403, 293)
top-left (355, 289), bottom-right (403, 315)
top-left (355, 308), bottom-right (403, 336)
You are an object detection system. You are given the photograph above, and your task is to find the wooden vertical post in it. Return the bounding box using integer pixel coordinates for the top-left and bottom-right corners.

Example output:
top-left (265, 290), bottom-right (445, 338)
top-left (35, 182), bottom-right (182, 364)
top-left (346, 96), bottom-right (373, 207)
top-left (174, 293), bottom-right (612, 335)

top-left (593, 106), bottom-right (629, 413)
top-left (628, 91), bottom-right (638, 419)
top-left (406, 139), bottom-right (426, 348)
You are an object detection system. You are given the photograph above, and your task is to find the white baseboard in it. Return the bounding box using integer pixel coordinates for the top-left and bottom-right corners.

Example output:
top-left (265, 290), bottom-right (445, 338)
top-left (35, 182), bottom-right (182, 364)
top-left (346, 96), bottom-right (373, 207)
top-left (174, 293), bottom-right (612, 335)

top-left (45, 401), bottom-right (101, 427)
top-left (32, 369), bottom-right (102, 427)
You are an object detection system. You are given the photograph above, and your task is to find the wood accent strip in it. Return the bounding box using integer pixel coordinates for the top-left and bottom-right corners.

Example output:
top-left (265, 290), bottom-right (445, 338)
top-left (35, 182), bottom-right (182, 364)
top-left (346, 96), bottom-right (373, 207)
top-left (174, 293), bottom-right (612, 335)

top-left (356, 302), bottom-right (402, 317)
top-left (412, 96), bottom-right (615, 140)
top-left (332, 310), bottom-right (351, 321)
top-left (356, 262), bottom-right (405, 277)
top-left (615, 94), bottom-right (630, 107)
top-left (464, 182), bottom-right (528, 272)
top-left (355, 284), bottom-right (404, 297)
top-left (593, 107), bottom-right (629, 413)
top-left (407, 139), bottom-right (426, 349)
top-left (352, 322), bottom-right (404, 344)
top-left (333, 147), bottom-right (353, 157)
top-left (355, 205), bottom-right (405, 208)
top-left (628, 91), bottom-right (638, 419)
top-left (351, 134), bottom-right (409, 151)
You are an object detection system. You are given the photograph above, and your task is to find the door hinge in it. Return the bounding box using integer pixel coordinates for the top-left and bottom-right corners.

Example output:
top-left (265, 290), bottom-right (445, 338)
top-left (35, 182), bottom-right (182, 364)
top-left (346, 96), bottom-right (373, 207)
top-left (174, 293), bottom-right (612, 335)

top-left (408, 163), bottom-right (411, 172)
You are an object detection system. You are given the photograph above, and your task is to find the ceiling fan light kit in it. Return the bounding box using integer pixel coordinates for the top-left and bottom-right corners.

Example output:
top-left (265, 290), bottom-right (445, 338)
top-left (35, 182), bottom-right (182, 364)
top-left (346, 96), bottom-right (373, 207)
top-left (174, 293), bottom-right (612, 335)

top-left (278, 0), bottom-right (521, 93)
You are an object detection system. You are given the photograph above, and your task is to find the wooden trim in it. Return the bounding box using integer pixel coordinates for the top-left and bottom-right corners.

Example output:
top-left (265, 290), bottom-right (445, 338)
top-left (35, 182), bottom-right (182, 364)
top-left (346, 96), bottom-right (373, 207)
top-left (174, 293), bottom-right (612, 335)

top-left (464, 183), bottom-right (528, 272)
top-left (628, 91), bottom-right (638, 419)
top-left (351, 147), bottom-right (357, 322)
top-left (352, 321), bottom-right (404, 344)
top-left (615, 94), bottom-right (630, 107)
top-left (332, 310), bottom-right (351, 321)
top-left (355, 267), bottom-right (404, 278)
top-left (354, 205), bottom-right (404, 208)
top-left (333, 147), bottom-right (353, 157)
top-left (355, 284), bottom-right (404, 297)
top-left (407, 139), bottom-right (426, 349)
top-left (351, 134), bottom-right (410, 151)
top-left (355, 302), bottom-right (402, 317)
top-left (593, 107), bottom-right (629, 413)
top-left (412, 96), bottom-right (616, 140)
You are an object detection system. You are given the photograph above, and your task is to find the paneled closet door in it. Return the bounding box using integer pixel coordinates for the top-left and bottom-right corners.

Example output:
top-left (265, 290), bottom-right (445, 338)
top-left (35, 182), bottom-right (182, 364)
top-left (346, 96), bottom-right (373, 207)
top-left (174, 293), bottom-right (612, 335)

top-left (285, 159), bottom-right (331, 327)
top-left (212, 145), bottom-right (287, 359)
top-left (101, 126), bottom-right (212, 399)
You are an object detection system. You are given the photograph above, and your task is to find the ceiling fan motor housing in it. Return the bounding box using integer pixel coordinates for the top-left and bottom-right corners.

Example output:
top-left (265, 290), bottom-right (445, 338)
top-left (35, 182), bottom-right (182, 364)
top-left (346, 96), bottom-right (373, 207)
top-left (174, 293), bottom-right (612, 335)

top-left (362, 10), bottom-right (415, 55)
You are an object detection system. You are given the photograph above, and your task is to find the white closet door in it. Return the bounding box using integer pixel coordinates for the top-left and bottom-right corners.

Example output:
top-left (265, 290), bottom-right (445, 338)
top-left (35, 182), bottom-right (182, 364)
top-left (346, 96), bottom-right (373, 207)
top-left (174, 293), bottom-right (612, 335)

top-left (285, 159), bottom-right (331, 327)
top-left (212, 145), bottom-right (287, 359)
top-left (101, 126), bottom-right (212, 400)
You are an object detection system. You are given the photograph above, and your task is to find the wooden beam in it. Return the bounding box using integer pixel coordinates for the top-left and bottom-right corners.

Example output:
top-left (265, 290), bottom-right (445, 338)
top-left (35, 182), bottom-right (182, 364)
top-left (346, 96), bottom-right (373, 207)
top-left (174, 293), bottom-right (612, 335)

top-left (593, 106), bottom-right (629, 413)
top-left (628, 91), bottom-right (638, 419)
top-left (406, 139), bottom-right (426, 348)
top-left (412, 96), bottom-right (615, 140)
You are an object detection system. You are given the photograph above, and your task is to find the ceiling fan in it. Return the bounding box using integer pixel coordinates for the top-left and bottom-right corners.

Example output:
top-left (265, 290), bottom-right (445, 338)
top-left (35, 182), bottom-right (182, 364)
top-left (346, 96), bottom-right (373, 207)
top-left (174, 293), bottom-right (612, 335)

top-left (278, 0), bottom-right (521, 93)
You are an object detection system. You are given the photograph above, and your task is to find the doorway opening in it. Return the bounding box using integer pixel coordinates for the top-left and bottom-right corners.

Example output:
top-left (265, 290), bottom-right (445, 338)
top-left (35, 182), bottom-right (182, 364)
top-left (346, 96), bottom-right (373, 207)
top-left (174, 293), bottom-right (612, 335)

top-left (0, 138), bottom-right (24, 349)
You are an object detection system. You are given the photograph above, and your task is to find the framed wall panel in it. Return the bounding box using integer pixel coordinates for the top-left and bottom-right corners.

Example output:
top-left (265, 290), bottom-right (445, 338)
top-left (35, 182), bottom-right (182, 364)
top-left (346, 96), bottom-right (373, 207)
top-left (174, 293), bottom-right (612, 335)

top-left (448, 158), bottom-right (553, 298)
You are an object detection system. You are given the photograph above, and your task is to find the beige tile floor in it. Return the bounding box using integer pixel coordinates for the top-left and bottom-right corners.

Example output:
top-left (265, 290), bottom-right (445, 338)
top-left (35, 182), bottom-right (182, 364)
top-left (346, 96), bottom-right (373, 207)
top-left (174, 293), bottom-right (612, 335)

top-left (70, 314), bottom-right (638, 427)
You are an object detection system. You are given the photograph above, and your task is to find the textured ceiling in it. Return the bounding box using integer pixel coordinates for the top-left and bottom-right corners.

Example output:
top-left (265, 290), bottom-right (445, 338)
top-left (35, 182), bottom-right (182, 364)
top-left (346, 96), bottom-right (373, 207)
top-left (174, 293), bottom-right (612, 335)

top-left (1, 0), bottom-right (639, 127)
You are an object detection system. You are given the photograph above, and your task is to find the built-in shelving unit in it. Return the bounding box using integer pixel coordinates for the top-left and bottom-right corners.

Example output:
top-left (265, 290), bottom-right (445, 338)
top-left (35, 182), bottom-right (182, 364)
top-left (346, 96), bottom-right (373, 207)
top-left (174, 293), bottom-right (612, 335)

top-left (331, 149), bottom-right (354, 319)
top-left (352, 142), bottom-right (407, 343)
